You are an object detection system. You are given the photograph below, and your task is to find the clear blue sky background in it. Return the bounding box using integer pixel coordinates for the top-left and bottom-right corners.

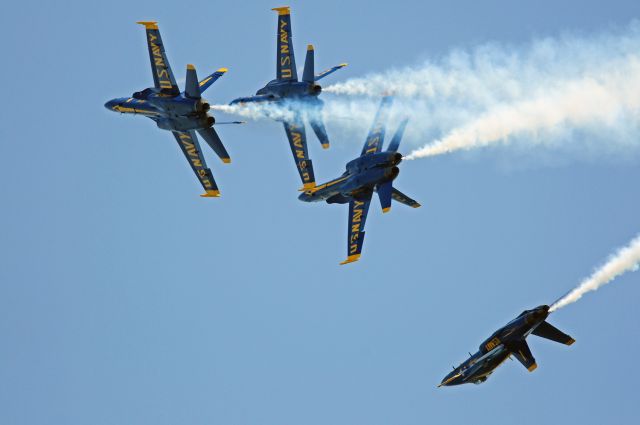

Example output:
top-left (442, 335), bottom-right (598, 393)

top-left (1, 1), bottom-right (640, 424)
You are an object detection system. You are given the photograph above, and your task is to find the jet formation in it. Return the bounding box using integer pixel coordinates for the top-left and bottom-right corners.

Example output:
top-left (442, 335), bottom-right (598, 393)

top-left (101, 4), bottom-right (618, 390)
top-left (104, 8), bottom-right (412, 264)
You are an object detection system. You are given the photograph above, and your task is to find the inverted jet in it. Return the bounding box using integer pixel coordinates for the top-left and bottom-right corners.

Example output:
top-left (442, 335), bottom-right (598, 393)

top-left (298, 96), bottom-right (421, 264)
top-left (105, 22), bottom-right (234, 197)
top-left (230, 6), bottom-right (347, 189)
top-left (439, 305), bottom-right (575, 387)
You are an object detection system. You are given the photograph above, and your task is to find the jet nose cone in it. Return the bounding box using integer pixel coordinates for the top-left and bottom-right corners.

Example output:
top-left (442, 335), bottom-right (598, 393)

top-left (104, 99), bottom-right (119, 111)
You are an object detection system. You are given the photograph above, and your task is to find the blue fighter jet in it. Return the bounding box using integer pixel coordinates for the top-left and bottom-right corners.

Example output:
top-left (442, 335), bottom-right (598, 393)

top-left (298, 97), bottom-right (421, 264)
top-left (105, 22), bottom-right (235, 197)
top-left (439, 305), bottom-right (575, 387)
top-left (230, 6), bottom-right (347, 190)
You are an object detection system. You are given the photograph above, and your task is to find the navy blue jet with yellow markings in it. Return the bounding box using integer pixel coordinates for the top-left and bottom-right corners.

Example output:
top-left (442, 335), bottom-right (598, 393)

top-left (230, 6), bottom-right (347, 190)
top-left (298, 96), bottom-right (421, 265)
top-left (439, 305), bottom-right (575, 387)
top-left (105, 21), bottom-right (237, 197)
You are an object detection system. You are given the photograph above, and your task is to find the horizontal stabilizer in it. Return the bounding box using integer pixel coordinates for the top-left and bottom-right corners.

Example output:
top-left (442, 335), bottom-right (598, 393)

top-left (391, 188), bottom-right (421, 208)
top-left (511, 340), bottom-right (537, 372)
top-left (532, 321), bottom-right (575, 346)
top-left (199, 68), bottom-right (227, 93)
top-left (185, 64), bottom-right (201, 99)
top-left (315, 63), bottom-right (348, 81)
top-left (197, 127), bottom-right (231, 164)
top-left (307, 104), bottom-right (330, 149)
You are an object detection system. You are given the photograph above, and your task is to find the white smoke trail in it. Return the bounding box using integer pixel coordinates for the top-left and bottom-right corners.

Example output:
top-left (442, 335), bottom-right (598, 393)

top-left (323, 22), bottom-right (640, 160)
top-left (211, 103), bottom-right (295, 122)
top-left (550, 234), bottom-right (640, 312)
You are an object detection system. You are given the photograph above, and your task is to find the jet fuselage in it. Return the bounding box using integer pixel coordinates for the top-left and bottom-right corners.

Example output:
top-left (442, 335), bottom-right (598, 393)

top-left (440, 305), bottom-right (550, 386)
top-left (298, 151), bottom-right (402, 203)
top-left (104, 90), bottom-right (215, 132)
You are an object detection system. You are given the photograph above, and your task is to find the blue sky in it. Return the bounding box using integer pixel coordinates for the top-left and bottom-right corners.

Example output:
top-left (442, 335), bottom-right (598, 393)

top-left (1, 1), bottom-right (640, 424)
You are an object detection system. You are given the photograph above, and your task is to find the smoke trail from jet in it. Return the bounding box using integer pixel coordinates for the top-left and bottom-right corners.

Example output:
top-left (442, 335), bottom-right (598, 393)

top-left (550, 234), bottom-right (640, 312)
top-left (323, 22), bottom-right (640, 161)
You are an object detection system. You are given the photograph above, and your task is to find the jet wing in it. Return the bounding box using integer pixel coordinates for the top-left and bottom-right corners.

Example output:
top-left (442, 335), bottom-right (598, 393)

top-left (137, 22), bottom-right (179, 95)
top-left (272, 7), bottom-right (298, 81)
top-left (171, 131), bottom-right (220, 197)
top-left (511, 340), bottom-right (537, 372)
top-left (283, 112), bottom-right (316, 189)
top-left (360, 96), bottom-right (393, 156)
top-left (340, 191), bottom-right (373, 265)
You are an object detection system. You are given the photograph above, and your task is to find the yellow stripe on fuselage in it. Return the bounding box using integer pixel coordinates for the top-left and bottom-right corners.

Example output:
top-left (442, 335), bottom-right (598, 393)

top-left (309, 176), bottom-right (348, 193)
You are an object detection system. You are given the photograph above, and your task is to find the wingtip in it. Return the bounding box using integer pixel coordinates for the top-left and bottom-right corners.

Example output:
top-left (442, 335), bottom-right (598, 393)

top-left (200, 190), bottom-right (221, 198)
top-left (339, 63), bottom-right (348, 67)
top-left (307, 44), bottom-right (315, 51)
top-left (272, 6), bottom-right (291, 15)
top-left (136, 21), bottom-right (158, 29)
top-left (382, 207), bottom-right (391, 213)
top-left (321, 143), bottom-right (330, 150)
top-left (217, 67), bottom-right (228, 73)
top-left (187, 64), bottom-right (195, 70)
top-left (413, 203), bottom-right (422, 208)
top-left (221, 158), bottom-right (231, 164)
top-left (528, 364), bottom-right (538, 372)
top-left (340, 254), bottom-right (361, 265)
top-left (566, 338), bottom-right (576, 346)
